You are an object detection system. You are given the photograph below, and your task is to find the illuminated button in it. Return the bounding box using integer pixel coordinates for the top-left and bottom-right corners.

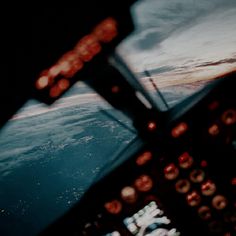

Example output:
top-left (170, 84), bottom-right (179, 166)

top-left (48, 64), bottom-right (61, 77)
top-left (93, 18), bottom-right (118, 43)
top-left (175, 179), bottom-right (191, 194)
top-left (200, 160), bottom-right (208, 168)
top-left (104, 200), bottom-right (122, 215)
top-left (49, 85), bottom-right (61, 98)
top-left (136, 151), bottom-right (152, 166)
top-left (121, 186), bottom-right (137, 204)
top-left (111, 85), bottom-right (120, 94)
top-left (178, 152), bottom-right (193, 169)
top-left (212, 195), bottom-right (228, 210)
top-left (57, 79), bottom-right (70, 91)
top-left (147, 121), bottom-right (157, 132)
top-left (75, 42), bottom-right (94, 62)
top-left (134, 175), bottom-right (153, 192)
top-left (201, 180), bottom-right (216, 196)
top-left (190, 169), bottom-right (205, 183)
top-left (164, 163), bottom-right (179, 180)
top-left (208, 221), bottom-right (223, 234)
top-left (208, 101), bottom-right (219, 111)
top-left (171, 122), bottom-right (188, 138)
top-left (198, 206), bottom-right (212, 220)
top-left (221, 109), bottom-right (236, 125)
top-left (75, 35), bottom-right (101, 62)
top-left (186, 191), bottom-right (201, 207)
top-left (35, 74), bottom-right (50, 90)
top-left (208, 124), bottom-right (220, 136)
top-left (232, 178), bottom-right (236, 186)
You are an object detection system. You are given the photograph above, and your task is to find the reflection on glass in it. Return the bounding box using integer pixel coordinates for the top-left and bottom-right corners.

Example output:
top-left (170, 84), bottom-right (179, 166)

top-left (123, 201), bottom-right (180, 236)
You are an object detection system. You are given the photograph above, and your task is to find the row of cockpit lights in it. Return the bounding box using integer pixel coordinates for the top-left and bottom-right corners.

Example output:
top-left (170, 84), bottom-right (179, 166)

top-left (35, 17), bottom-right (118, 98)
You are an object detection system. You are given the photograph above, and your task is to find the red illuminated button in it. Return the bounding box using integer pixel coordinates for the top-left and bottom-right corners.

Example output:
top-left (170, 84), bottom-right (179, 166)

top-left (171, 122), bottom-right (188, 138)
top-left (104, 200), bottom-right (122, 215)
top-left (201, 180), bottom-right (216, 196)
top-left (75, 35), bottom-right (101, 62)
top-left (186, 191), bottom-right (201, 207)
top-left (134, 175), bottom-right (153, 192)
top-left (212, 195), bottom-right (228, 210)
top-left (175, 179), bottom-right (191, 194)
top-left (93, 18), bottom-right (118, 43)
top-left (147, 121), bottom-right (157, 132)
top-left (178, 152), bottom-right (193, 169)
top-left (208, 101), bottom-right (219, 111)
top-left (111, 85), bottom-right (120, 94)
top-left (164, 163), bottom-right (179, 180)
top-left (190, 169), bottom-right (205, 183)
top-left (198, 206), bottom-right (212, 220)
top-left (221, 109), bottom-right (236, 125)
top-left (136, 151), bottom-right (152, 166)
top-left (49, 85), bottom-right (61, 98)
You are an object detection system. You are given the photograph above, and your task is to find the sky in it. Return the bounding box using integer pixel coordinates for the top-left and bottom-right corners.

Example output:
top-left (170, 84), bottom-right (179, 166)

top-left (118, 0), bottom-right (236, 88)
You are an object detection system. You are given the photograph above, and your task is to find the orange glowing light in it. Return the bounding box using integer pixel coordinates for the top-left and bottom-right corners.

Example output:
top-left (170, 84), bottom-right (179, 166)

top-left (164, 163), bottom-right (179, 180)
top-left (94, 18), bottom-right (118, 43)
top-left (120, 186), bottom-right (137, 204)
top-left (186, 191), bottom-right (201, 207)
top-left (178, 152), bottom-right (194, 169)
top-left (171, 122), bottom-right (188, 138)
top-left (212, 195), bottom-right (228, 210)
top-left (175, 179), bottom-right (191, 194)
top-left (35, 75), bottom-right (49, 90)
top-left (190, 169), bottom-right (205, 183)
top-left (58, 79), bottom-right (70, 91)
top-left (49, 85), bottom-right (61, 98)
top-left (134, 175), bottom-right (153, 192)
top-left (147, 121), bottom-right (157, 132)
top-left (104, 200), bottom-right (122, 215)
top-left (221, 109), bottom-right (236, 125)
top-left (35, 17), bottom-right (118, 95)
top-left (201, 180), bottom-right (216, 196)
top-left (208, 124), bottom-right (220, 136)
top-left (136, 151), bottom-right (152, 166)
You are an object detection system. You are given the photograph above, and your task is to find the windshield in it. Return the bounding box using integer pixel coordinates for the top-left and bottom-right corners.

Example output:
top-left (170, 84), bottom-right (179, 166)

top-left (1, 1), bottom-right (236, 236)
